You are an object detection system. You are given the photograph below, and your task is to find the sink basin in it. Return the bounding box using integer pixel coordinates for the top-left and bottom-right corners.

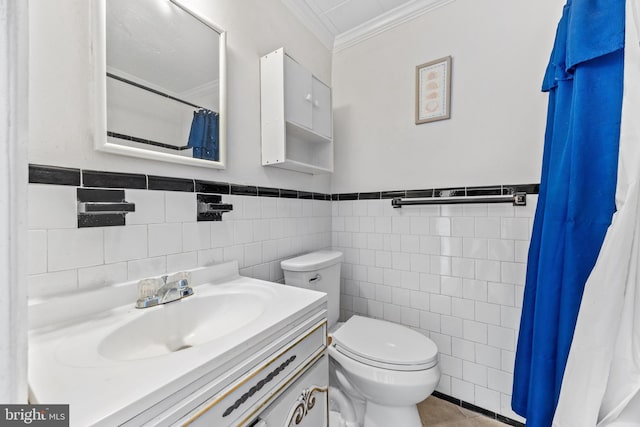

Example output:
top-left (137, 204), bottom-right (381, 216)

top-left (29, 262), bottom-right (328, 427)
top-left (98, 291), bottom-right (269, 361)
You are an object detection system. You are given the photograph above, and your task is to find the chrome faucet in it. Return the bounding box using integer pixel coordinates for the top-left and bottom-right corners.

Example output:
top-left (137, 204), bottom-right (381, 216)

top-left (157, 276), bottom-right (193, 303)
top-left (135, 273), bottom-right (193, 308)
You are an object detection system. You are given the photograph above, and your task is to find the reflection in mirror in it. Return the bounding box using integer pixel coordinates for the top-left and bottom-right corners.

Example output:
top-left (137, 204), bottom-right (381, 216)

top-left (101, 0), bottom-right (226, 167)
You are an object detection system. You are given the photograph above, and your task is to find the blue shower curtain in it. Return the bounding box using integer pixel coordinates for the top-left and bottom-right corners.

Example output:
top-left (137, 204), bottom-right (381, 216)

top-left (187, 109), bottom-right (219, 161)
top-left (512, 0), bottom-right (624, 425)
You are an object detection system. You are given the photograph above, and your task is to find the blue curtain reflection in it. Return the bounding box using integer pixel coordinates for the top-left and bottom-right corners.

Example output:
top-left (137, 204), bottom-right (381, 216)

top-left (187, 109), bottom-right (219, 161)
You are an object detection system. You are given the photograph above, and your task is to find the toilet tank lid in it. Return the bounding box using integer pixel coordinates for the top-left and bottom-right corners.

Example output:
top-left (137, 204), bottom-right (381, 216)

top-left (281, 250), bottom-right (343, 272)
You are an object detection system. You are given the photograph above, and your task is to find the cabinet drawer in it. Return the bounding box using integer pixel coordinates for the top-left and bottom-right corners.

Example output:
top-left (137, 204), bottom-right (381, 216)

top-left (183, 321), bottom-right (327, 426)
top-left (252, 355), bottom-right (328, 427)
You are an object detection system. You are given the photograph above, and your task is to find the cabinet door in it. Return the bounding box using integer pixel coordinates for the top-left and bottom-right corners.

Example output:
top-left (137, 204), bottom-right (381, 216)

top-left (311, 77), bottom-right (332, 139)
top-left (284, 55), bottom-right (313, 130)
top-left (253, 356), bottom-right (328, 427)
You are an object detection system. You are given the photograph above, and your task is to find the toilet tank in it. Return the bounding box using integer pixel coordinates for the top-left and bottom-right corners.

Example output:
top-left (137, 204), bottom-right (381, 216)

top-left (281, 250), bottom-right (343, 327)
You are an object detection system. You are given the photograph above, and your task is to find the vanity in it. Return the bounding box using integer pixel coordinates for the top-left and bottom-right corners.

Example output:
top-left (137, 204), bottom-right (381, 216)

top-left (28, 262), bottom-right (329, 426)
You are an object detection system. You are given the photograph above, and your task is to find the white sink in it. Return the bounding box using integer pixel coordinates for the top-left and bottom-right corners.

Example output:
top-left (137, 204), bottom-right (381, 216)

top-left (98, 290), bottom-right (270, 361)
top-left (28, 262), bottom-right (328, 427)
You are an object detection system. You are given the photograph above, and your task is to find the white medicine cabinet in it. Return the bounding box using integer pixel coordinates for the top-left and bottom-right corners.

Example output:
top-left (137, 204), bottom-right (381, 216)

top-left (260, 48), bottom-right (333, 174)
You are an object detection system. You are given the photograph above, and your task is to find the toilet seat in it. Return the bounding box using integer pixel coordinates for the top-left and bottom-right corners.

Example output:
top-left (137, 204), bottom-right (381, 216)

top-left (331, 316), bottom-right (438, 371)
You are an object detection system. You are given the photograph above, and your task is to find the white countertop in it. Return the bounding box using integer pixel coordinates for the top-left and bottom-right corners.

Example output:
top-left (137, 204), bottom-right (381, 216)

top-left (28, 262), bottom-right (327, 426)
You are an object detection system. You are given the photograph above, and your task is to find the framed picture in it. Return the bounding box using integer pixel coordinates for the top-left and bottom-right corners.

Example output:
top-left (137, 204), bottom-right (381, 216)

top-left (415, 56), bottom-right (452, 124)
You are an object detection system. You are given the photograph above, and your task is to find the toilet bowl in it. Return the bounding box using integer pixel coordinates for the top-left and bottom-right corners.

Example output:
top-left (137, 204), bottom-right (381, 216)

top-left (281, 250), bottom-right (441, 427)
top-left (329, 315), bottom-right (440, 427)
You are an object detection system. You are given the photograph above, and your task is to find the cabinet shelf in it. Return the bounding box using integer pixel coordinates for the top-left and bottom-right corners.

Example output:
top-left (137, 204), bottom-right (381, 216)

top-left (267, 158), bottom-right (333, 174)
top-left (286, 121), bottom-right (331, 144)
top-left (260, 48), bottom-right (333, 175)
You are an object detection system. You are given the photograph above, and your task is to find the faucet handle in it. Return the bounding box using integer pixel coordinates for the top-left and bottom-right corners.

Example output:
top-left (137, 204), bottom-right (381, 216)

top-left (135, 277), bottom-right (163, 308)
top-left (167, 271), bottom-right (191, 286)
top-left (167, 271), bottom-right (193, 298)
top-left (137, 278), bottom-right (160, 298)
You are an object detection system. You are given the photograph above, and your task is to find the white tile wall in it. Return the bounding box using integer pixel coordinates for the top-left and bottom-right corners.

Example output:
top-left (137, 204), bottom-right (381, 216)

top-left (332, 196), bottom-right (536, 422)
top-left (28, 184), bottom-right (78, 229)
top-left (27, 186), bottom-right (331, 298)
top-left (26, 181), bottom-right (534, 421)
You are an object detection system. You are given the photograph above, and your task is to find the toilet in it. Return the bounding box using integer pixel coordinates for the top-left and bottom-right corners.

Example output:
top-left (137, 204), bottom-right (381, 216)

top-left (281, 250), bottom-right (441, 427)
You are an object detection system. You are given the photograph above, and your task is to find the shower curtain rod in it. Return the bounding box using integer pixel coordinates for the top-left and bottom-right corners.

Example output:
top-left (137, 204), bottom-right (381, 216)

top-left (107, 72), bottom-right (204, 110)
top-left (391, 192), bottom-right (527, 208)
top-left (106, 131), bottom-right (189, 151)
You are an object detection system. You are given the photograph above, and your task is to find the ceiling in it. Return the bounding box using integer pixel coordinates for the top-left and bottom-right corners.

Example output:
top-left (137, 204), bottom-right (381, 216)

top-left (106, 0), bottom-right (220, 95)
top-left (282, 0), bottom-right (454, 51)
top-left (295, 0), bottom-right (413, 35)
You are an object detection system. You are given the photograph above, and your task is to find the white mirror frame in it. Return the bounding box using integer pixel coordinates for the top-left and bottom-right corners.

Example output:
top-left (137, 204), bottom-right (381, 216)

top-left (92, 0), bottom-right (227, 169)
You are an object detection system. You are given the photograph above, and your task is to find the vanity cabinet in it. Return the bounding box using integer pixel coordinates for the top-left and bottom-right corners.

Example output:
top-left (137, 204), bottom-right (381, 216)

top-left (253, 356), bottom-right (328, 426)
top-left (179, 314), bottom-right (328, 427)
top-left (28, 261), bottom-right (329, 427)
top-left (260, 48), bottom-right (333, 174)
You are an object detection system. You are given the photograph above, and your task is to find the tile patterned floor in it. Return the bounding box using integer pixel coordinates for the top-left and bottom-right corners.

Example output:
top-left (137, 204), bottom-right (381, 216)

top-left (418, 396), bottom-right (509, 427)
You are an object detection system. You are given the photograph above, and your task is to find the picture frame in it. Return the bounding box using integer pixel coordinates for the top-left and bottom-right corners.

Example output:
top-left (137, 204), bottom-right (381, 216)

top-left (415, 56), bottom-right (452, 124)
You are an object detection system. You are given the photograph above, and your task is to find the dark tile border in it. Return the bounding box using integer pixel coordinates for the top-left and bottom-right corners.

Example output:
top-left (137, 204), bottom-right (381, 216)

top-left (82, 170), bottom-right (147, 189)
top-left (359, 191), bottom-right (381, 200)
top-left (497, 414), bottom-right (526, 427)
top-left (195, 180), bottom-right (230, 194)
top-left (467, 186), bottom-right (502, 197)
top-left (231, 184), bottom-right (258, 196)
top-left (434, 187), bottom-right (465, 197)
top-left (148, 175), bottom-right (194, 192)
top-left (503, 183), bottom-right (540, 195)
top-left (432, 391), bottom-right (460, 405)
top-left (405, 189), bottom-right (434, 198)
top-left (381, 190), bottom-right (405, 199)
top-left (338, 193), bottom-right (358, 201)
top-left (280, 189), bottom-right (298, 199)
top-left (29, 164), bottom-right (538, 204)
top-left (431, 391), bottom-right (524, 427)
top-left (29, 164), bottom-right (81, 186)
top-left (461, 400), bottom-right (495, 418)
top-left (257, 187), bottom-right (280, 197)
top-left (334, 184), bottom-right (539, 201)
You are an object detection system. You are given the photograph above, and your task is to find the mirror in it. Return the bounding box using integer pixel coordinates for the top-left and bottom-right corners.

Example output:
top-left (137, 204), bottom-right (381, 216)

top-left (96, 0), bottom-right (226, 168)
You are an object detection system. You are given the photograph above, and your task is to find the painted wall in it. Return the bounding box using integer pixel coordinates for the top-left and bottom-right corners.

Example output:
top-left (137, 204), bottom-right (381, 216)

top-left (331, 0), bottom-right (562, 193)
top-left (28, 0), bottom-right (332, 193)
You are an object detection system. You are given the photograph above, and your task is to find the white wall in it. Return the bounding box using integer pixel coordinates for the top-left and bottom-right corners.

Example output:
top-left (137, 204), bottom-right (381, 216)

top-left (28, 0), bottom-right (332, 193)
top-left (331, 0), bottom-right (563, 193)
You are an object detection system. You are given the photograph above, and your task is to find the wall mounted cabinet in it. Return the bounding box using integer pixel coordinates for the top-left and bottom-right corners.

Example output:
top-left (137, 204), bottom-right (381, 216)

top-left (261, 48), bottom-right (333, 174)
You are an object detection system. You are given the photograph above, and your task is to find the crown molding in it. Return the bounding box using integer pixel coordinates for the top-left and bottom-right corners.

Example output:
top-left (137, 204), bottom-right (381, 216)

top-left (281, 0), bottom-right (335, 50)
top-left (333, 0), bottom-right (456, 53)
